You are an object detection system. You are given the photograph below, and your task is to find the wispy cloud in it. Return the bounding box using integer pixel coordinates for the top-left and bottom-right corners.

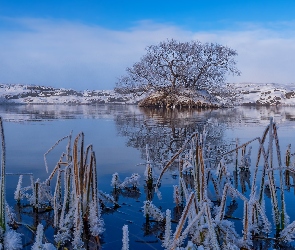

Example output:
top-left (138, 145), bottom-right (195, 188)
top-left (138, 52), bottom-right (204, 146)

top-left (0, 17), bottom-right (295, 90)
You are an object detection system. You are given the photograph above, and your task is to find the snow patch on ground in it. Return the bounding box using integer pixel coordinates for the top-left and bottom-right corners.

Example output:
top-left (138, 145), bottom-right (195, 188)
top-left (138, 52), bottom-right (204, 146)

top-left (227, 82), bottom-right (295, 106)
top-left (0, 84), bottom-right (144, 104)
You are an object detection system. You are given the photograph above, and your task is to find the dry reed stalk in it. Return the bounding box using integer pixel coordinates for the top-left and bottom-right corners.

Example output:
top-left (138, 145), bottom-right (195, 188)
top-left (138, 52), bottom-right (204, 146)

top-left (285, 170), bottom-right (290, 187)
top-left (33, 180), bottom-right (39, 211)
top-left (251, 139), bottom-right (266, 195)
top-left (180, 178), bottom-right (189, 201)
top-left (286, 144), bottom-right (291, 167)
top-left (85, 156), bottom-right (93, 208)
top-left (75, 195), bottom-right (83, 232)
top-left (267, 172), bottom-right (280, 232)
top-left (84, 148), bottom-right (97, 212)
top-left (273, 123), bottom-right (282, 166)
top-left (73, 133), bottom-right (82, 197)
top-left (204, 202), bottom-right (220, 250)
top-left (82, 146), bottom-right (92, 196)
top-left (44, 134), bottom-right (71, 173)
top-left (254, 200), bottom-right (271, 232)
top-left (193, 134), bottom-right (201, 202)
top-left (53, 167), bottom-right (62, 227)
top-left (247, 125), bottom-right (269, 197)
top-left (171, 192), bottom-right (195, 248)
top-left (210, 173), bottom-right (220, 200)
top-left (273, 122), bottom-right (288, 230)
top-left (79, 133), bottom-right (85, 196)
top-left (59, 166), bottom-right (71, 225)
top-left (217, 183), bottom-right (248, 221)
top-left (222, 137), bottom-right (260, 157)
top-left (269, 118), bottom-right (274, 168)
top-left (177, 158), bottom-right (185, 206)
top-left (0, 118), bottom-right (5, 231)
top-left (46, 153), bottom-right (67, 184)
top-left (251, 202), bottom-right (257, 228)
top-left (217, 183), bottom-right (229, 221)
top-left (255, 126), bottom-right (271, 204)
top-left (242, 145), bottom-right (246, 159)
top-left (280, 176), bottom-right (287, 230)
top-left (82, 145), bottom-right (93, 172)
top-left (265, 119), bottom-right (281, 231)
top-left (198, 143), bottom-right (206, 202)
top-left (178, 158), bottom-right (183, 178)
top-left (243, 202), bottom-right (249, 241)
top-left (66, 131), bottom-right (72, 162)
top-left (91, 151), bottom-right (98, 203)
top-left (178, 204), bottom-right (205, 243)
top-left (155, 132), bottom-right (198, 189)
top-left (216, 158), bottom-right (228, 189)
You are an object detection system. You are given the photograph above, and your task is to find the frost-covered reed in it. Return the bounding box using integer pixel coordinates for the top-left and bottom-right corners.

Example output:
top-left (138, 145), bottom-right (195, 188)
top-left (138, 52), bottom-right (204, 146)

top-left (9, 130), bottom-right (105, 249)
top-left (148, 118), bottom-right (295, 249)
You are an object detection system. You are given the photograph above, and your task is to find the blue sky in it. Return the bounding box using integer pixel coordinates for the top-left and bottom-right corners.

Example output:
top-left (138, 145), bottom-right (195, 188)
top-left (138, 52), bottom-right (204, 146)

top-left (0, 0), bottom-right (295, 90)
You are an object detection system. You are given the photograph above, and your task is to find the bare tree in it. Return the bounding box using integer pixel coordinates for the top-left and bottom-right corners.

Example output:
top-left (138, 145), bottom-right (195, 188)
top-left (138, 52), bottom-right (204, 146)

top-left (115, 39), bottom-right (240, 95)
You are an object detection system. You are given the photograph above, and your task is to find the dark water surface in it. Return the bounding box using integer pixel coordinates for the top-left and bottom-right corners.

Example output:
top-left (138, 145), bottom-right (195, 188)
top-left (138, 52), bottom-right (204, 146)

top-left (1, 104), bottom-right (295, 249)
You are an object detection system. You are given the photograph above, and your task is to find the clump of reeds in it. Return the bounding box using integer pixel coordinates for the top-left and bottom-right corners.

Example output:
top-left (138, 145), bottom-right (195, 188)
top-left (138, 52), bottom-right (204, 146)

top-left (49, 132), bottom-right (104, 249)
top-left (148, 117), bottom-right (295, 249)
top-left (11, 130), bottom-right (105, 249)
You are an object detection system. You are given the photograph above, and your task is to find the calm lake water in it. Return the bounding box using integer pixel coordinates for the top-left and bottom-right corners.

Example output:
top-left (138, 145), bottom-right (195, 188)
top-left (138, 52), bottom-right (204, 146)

top-left (1, 104), bottom-right (295, 249)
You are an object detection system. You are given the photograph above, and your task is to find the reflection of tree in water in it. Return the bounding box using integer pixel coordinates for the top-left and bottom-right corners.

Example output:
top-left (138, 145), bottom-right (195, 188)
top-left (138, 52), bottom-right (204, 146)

top-left (141, 217), bottom-right (164, 242)
top-left (239, 169), bottom-right (251, 194)
top-left (3, 104), bottom-right (295, 126)
top-left (111, 187), bottom-right (141, 204)
top-left (13, 203), bottom-right (55, 248)
top-left (225, 200), bottom-right (238, 218)
top-left (254, 240), bottom-right (295, 250)
top-left (285, 170), bottom-right (295, 192)
top-left (144, 184), bottom-right (155, 201)
top-left (115, 107), bottom-right (242, 166)
top-left (253, 237), bottom-right (295, 250)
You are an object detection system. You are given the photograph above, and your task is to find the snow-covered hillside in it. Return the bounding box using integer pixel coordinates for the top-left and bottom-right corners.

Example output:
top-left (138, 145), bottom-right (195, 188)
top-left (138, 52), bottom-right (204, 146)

top-left (0, 84), bottom-right (143, 104)
top-left (227, 82), bottom-right (295, 106)
top-left (1, 82), bottom-right (295, 106)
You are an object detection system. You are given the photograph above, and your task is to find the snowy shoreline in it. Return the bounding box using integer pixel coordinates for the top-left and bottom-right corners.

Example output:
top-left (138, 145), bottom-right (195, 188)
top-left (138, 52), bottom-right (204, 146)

top-left (1, 82), bottom-right (295, 106)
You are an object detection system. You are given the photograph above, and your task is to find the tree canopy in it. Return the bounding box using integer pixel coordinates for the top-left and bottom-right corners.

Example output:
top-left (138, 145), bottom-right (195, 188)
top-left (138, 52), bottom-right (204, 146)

top-left (115, 39), bottom-right (240, 95)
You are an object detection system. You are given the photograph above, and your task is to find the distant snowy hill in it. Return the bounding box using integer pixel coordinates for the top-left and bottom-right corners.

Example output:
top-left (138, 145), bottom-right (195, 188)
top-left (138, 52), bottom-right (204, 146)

top-left (1, 83), bottom-right (295, 106)
top-left (0, 84), bottom-right (143, 104)
top-left (227, 82), bottom-right (295, 106)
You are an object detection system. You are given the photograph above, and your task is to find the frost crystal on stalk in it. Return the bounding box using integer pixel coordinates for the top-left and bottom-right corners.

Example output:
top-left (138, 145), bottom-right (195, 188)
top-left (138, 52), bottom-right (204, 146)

top-left (5, 204), bottom-right (16, 226)
top-left (98, 190), bottom-right (116, 204)
top-left (119, 173), bottom-right (140, 189)
top-left (122, 225), bottom-right (129, 250)
top-left (143, 200), bottom-right (164, 221)
top-left (1, 229), bottom-right (22, 250)
top-left (88, 200), bottom-right (105, 236)
top-left (111, 172), bottom-right (121, 189)
top-left (155, 186), bottom-right (162, 200)
top-left (32, 224), bottom-right (56, 250)
top-left (173, 185), bottom-right (181, 205)
top-left (14, 175), bottom-right (23, 202)
top-left (162, 209), bottom-right (172, 249)
top-left (280, 220), bottom-right (295, 242)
